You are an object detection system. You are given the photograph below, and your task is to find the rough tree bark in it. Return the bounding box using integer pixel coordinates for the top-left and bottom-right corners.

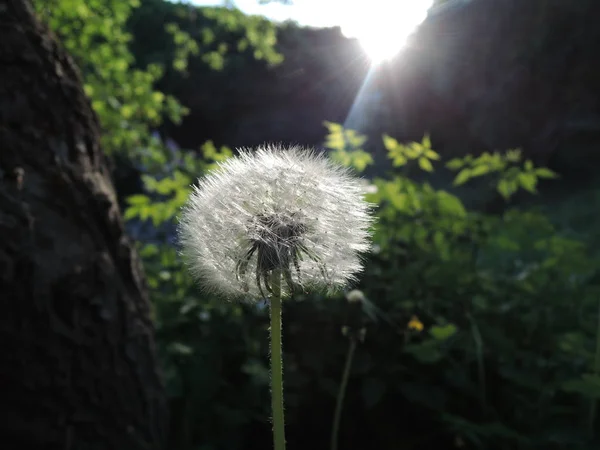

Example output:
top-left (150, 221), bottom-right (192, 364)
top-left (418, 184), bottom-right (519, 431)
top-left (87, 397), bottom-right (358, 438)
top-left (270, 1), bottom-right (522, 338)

top-left (0, 1), bottom-right (167, 448)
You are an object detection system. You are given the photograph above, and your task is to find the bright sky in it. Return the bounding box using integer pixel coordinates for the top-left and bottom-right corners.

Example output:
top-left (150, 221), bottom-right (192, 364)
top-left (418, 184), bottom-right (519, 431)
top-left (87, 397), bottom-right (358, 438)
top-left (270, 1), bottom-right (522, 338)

top-left (190, 0), bottom-right (434, 62)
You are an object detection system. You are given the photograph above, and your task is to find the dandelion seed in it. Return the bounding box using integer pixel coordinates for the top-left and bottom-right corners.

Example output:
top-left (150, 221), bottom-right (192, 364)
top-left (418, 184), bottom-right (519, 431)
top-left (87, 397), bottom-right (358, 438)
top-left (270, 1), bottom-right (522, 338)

top-left (177, 145), bottom-right (374, 299)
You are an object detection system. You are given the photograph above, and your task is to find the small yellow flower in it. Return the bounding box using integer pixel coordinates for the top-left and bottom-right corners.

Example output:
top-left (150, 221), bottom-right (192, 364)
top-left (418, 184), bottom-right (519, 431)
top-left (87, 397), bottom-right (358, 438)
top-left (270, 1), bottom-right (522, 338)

top-left (408, 315), bottom-right (424, 332)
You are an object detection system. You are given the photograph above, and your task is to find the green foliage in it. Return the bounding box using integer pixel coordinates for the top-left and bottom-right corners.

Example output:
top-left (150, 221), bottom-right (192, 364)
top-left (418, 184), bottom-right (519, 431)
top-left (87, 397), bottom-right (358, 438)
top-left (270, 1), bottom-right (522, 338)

top-left (122, 120), bottom-right (600, 449)
top-left (124, 141), bottom-right (232, 226)
top-left (383, 133), bottom-right (440, 172)
top-left (288, 123), bottom-right (600, 448)
top-left (33, 0), bottom-right (187, 156)
top-left (37, 0), bottom-right (600, 446)
top-left (446, 149), bottom-right (558, 199)
top-left (128, 0), bottom-right (283, 74)
top-left (165, 22), bottom-right (200, 74)
top-left (346, 127), bottom-right (599, 448)
top-left (127, 119), bottom-right (600, 449)
top-left (323, 121), bottom-right (374, 173)
top-left (34, 0), bottom-right (282, 159)
top-left (201, 7), bottom-right (283, 66)
top-left (124, 142), bottom-right (272, 449)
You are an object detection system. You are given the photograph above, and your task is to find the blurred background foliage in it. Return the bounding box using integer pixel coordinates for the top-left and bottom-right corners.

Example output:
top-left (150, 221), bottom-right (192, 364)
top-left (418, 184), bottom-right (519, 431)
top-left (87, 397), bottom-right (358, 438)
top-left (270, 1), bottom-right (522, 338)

top-left (34, 0), bottom-right (600, 448)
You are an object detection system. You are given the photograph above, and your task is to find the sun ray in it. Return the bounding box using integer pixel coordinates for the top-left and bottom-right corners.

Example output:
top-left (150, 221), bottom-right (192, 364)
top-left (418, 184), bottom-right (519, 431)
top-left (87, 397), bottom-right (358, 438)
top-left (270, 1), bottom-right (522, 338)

top-left (341, 0), bottom-right (433, 64)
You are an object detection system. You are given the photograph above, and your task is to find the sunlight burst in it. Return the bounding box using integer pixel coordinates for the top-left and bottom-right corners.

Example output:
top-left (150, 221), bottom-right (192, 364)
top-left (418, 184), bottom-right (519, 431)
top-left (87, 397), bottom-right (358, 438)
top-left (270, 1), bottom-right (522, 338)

top-left (341, 0), bottom-right (433, 64)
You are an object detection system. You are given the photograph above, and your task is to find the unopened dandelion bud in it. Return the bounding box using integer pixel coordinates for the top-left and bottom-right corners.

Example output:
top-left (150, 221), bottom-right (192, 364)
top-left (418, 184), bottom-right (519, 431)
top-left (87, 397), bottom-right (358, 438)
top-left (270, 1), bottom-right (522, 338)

top-left (346, 289), bottom-right (366, 303)
top-left (358, 327), bottom-right (367, 342)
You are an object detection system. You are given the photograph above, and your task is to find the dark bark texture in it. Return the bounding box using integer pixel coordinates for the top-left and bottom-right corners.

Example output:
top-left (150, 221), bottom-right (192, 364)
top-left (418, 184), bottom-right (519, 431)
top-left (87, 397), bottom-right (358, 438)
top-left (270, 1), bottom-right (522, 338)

top-left (0, 1), bottom-right (166, 448)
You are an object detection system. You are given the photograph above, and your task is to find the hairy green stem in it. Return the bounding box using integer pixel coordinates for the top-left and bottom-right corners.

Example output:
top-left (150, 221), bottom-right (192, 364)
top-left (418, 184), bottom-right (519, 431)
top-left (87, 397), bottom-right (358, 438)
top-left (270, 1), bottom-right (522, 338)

top-left (331, 337), bottom-right (357, 450)
top-left (269, 270), bottom-right (286, 450)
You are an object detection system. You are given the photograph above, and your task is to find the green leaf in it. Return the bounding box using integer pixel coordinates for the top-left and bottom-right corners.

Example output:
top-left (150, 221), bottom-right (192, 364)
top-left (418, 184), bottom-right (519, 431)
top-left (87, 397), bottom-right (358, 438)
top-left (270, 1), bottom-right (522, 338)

top-left (518, 172), bottom-right (537, 193)
top-left (323, 120), bottom-right (343, 133)
top-left (437, 191), bottom-right (467, 217)
top-left (382, 134), bottom-right (399, 151)
top-left (446, 158), bottom-right (464, 170)
top-left (418, 157), bottom-right (434, 172)
top-left (535, 167), bottom-right (558, 179)
top-left (329, 149), bottom-right (351, 168)
top-left (390, 193), bottom-right (409, 211)
top-left (497, 178), bottom-right (517, 199)
top-left (433, 231), bottom-right (450, 259)
top-left (430, 324), bottom-right (458, 340)
top-left (405, 341), bottom-right (442, 364)
top-left (139, 243), bottom-right (159, 258)
top-left (127, 194), bottom-right (150, 206)
top-left (469, 164), bottom-right (490, 178)
top-left (123, 207), bottom-right (138, 220)
top-left (390, 153), bottom-right (407, 167)
top-left (505, 148), bottom-right (522, 162)
top-left (345, 129), bottom-right (367, 149)
top-left (453, 168), bottom-right (471, 186)
top-left (405, 143), bottom-right (421, 159)
top-left (422, 134), bottom-right (432, 149)
top-left (425, 149), bottom-right (441, 160)
top-left (324, 133), bottom-right (345, 151)
top-left (350, 150), bottom-right (374, 172)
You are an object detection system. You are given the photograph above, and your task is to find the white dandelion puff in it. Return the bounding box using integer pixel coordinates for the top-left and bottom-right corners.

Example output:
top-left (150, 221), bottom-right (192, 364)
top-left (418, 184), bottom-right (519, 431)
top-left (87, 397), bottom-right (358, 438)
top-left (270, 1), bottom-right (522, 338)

top-left (177, 144), bottom-right (374, 299)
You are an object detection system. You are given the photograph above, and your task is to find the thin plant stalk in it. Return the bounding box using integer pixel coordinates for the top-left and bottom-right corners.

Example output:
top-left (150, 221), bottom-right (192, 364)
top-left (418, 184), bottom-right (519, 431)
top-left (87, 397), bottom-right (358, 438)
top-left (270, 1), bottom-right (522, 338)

top-left (331, 336), bottom-right (357, 450)
top-left (588, 298), bottom-right (600, 435)
top-left (269, 270), bottom-right (286, 450)
top-left (468, 313), bottom-right (486, 409)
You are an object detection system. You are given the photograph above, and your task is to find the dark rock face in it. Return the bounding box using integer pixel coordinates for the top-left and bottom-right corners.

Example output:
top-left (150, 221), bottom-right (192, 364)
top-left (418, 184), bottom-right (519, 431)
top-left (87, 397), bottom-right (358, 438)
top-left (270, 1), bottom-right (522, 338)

top-left (393, 0), bottom-right (600, 176)
top-left (167, 24), bottom-right (371, 151)
top-left (153, 0), bottom-right (600, 178)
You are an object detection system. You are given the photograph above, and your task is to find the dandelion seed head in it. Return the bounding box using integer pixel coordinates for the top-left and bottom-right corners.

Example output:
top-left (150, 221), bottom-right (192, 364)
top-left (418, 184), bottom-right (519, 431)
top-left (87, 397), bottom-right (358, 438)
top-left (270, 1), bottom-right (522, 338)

top-left (178, 145), bottom-right (374, 299)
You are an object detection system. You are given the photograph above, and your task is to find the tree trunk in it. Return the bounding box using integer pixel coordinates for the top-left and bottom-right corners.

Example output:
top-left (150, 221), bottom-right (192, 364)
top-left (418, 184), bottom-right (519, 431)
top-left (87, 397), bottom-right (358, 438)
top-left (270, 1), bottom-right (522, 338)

top-left (0, 1), bottom-right (167, 448)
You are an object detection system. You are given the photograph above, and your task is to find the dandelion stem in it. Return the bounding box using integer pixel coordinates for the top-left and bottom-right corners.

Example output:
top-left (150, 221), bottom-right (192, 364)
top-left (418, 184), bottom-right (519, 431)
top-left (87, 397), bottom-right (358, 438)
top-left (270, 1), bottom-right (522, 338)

top-left (331, 336), bottom-right (357, 450)
top-left (269, 270), bottom-right (286, 450)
